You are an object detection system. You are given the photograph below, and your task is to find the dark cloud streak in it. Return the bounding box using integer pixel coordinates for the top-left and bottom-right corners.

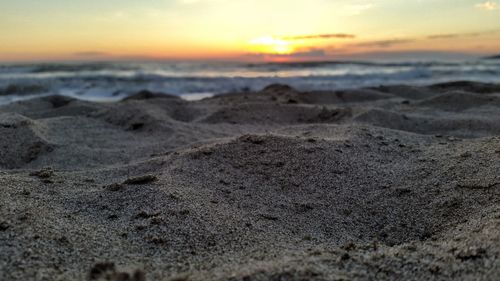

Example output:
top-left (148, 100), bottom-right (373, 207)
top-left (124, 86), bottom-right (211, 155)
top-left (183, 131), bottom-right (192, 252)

top-left (282, 33), bottom-right (356, 40)
top-left (427, 29), bottom-right (500, 40)
top-left (353, 39), bottom-right (414, 48)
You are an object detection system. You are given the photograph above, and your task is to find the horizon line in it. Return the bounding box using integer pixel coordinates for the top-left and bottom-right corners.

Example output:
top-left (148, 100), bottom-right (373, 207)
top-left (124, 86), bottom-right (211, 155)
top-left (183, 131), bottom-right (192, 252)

top-left (0, 50), bottom-right (497, 64)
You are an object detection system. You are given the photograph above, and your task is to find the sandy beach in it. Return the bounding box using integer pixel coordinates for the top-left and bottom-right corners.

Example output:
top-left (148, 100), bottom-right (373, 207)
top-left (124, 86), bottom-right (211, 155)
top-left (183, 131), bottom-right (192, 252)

top-left (1, 81), bottom-right (500, 280)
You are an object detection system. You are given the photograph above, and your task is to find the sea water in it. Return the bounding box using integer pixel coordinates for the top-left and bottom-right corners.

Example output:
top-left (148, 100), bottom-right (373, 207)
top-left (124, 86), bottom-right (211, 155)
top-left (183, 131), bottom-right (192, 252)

top-left (1, 59), bottom-right (499, 104)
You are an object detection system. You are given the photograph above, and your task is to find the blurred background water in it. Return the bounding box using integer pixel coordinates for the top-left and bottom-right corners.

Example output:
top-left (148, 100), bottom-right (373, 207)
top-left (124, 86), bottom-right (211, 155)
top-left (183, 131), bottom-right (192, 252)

top-left (1, 59), bottom-right (500, 104)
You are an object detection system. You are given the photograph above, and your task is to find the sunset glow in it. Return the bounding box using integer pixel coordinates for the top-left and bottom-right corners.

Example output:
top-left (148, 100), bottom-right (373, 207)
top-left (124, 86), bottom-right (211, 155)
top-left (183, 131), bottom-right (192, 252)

top-left (249, 37), bottom-right (295, 55)
top-left (1, 0), bottom-right (500, 62)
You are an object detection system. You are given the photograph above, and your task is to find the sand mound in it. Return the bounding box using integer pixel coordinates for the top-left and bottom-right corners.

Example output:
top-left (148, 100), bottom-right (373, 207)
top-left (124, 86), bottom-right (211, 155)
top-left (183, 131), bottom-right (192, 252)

top-left (208, 84), bottom-right (305, 105)
top-left (1, 83), bottom-right (500, 280)
top-left (95, 104), bottom-right (174, 132)
top-left (417, 91), bottom-right (500, 111)
top-left (94, 98), bottom-right (198, 131)
top-left (0, 95), bottom-right (104, 120)
top-left (210, 85), bottom-right (393, 106)
top-left (328, 89), bottom-right (395, 103)
top-left (271, 89), bottom-right (393, 105)
top-left (370, 85), bottom-right (441, 100)
top-left (177, 131), bottom-right (496, 247)
top-left (429, 81), bottom-right (500, 94)
top-left (260, 84), bottom-right (299, 95)
top-left (200, 103), bottom-right (351, 124)
top-left (45, 95), bottom-right (75, 108)
top-left (354, 108), bottom-right (500, 137)
top-left (123, 90), bottom-right (179, 101)
top-left (354, 109), bottom-right (424, 132)
top-left (28, 128), bottom-right (493, 280)
top-left (0, 113), bottom-right (53, 169)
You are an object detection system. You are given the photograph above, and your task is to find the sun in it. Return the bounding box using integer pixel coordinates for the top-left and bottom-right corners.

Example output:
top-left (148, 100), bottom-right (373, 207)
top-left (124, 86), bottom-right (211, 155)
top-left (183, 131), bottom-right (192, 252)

top-left (249, 36), bottom-right (294, 55)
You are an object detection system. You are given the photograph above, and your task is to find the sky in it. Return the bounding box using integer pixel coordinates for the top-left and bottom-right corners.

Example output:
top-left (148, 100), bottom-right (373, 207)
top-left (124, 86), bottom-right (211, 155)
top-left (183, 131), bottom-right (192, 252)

top-left (1, 0), bottom-right (500, 62)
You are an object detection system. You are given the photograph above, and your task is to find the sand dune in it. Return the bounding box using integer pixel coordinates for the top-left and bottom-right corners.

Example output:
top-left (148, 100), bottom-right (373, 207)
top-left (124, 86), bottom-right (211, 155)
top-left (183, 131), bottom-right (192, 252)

top-left (0, 113), bottom-right (53, 169)
top-left (416, 91), bottom-right (500, 111)
top-left (1, 82), bottom-right (500, 280)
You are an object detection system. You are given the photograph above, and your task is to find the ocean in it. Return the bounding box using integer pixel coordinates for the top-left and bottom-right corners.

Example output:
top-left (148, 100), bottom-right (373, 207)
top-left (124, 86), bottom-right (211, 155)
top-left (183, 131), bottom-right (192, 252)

top-left (1, 59), bottom-right (499, 104)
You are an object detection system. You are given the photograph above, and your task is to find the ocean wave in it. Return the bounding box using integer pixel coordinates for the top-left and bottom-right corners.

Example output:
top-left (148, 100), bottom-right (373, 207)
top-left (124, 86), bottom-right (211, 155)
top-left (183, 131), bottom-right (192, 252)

top-left (0, 60), bottom-right (499, 105)
top-left (29, 62), bottom-right (136, 73)
top-left (0, 84), bottom-right (48, 96)
top-left (246, 60), bottom-right (467, 69)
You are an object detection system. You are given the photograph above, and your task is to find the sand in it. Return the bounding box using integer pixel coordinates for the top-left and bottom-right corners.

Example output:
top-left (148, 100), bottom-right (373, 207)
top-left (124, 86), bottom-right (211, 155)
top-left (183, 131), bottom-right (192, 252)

top-left (0, 82), bottom-right (500, 281)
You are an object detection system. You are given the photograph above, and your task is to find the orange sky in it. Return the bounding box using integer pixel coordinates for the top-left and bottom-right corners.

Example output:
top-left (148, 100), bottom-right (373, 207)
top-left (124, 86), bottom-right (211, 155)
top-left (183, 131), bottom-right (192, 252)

top-left (1, 0), bottom-right (500, 62)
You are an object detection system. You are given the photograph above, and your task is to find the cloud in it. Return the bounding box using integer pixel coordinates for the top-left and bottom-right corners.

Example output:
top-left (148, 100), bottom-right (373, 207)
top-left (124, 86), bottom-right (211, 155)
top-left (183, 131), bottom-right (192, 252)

top-left (283, 49), bottom-right (327, 58)
top-left (427, 29), bottom-right (500, 39)
top-left (427, 33), bottom-right (480, 39)
top-left (427, 34), bottom-right (465, 39)
top-left (475, 1), bottom-right (499, 10)
top-left (73, 51), bottom-right (109, 57)
top-left (353, 39), bottom-right (414, 48)
top-left (282, 34), bottom-right (356, 40)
